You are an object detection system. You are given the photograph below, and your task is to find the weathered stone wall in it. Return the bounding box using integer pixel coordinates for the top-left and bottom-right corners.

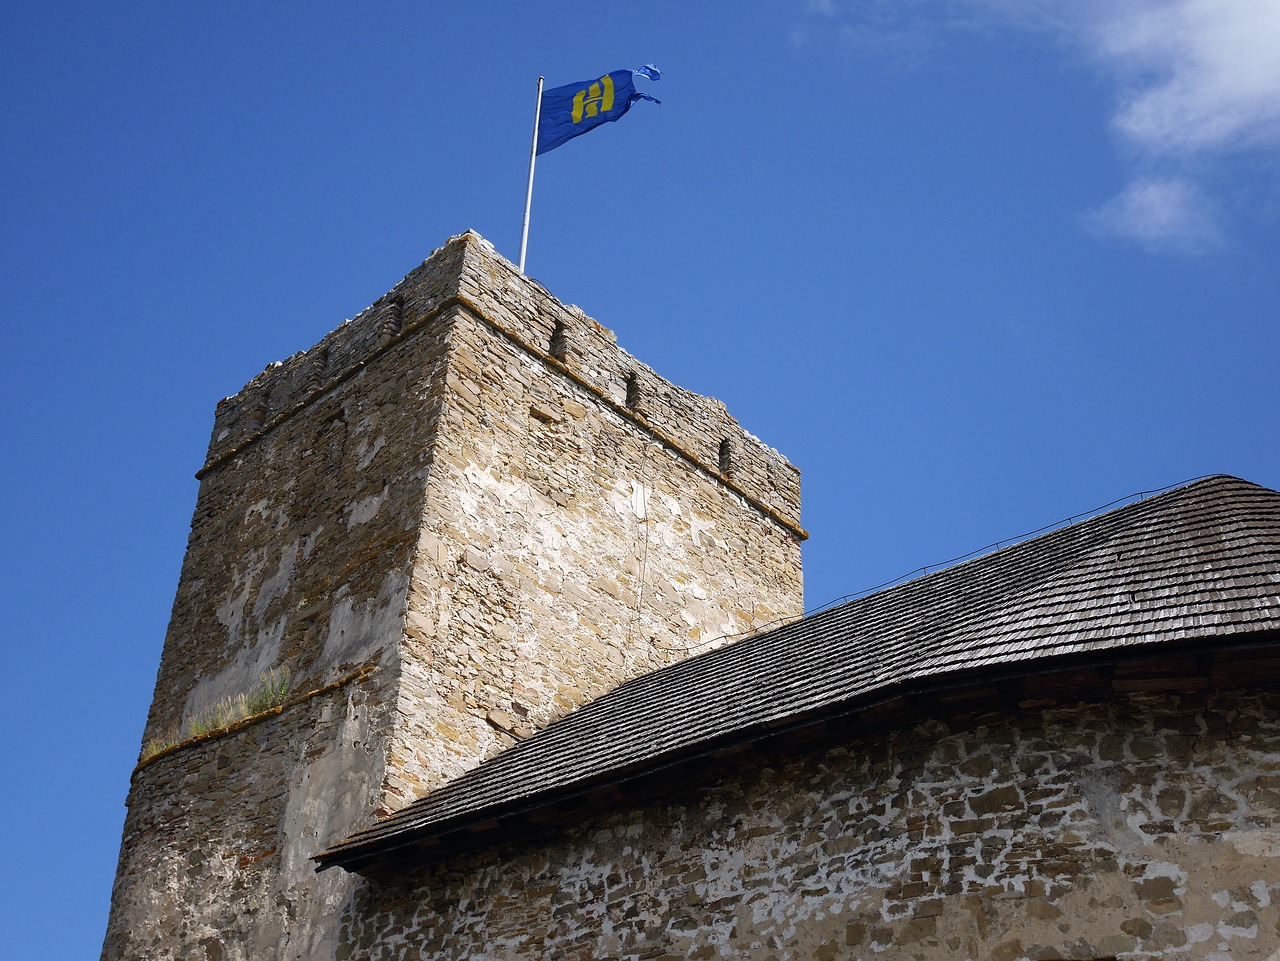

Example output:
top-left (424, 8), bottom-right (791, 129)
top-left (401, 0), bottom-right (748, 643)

top-left (449, 241), bottom-right (802, 530)
top-left (199, 238), bottom-right (467, 473)
top-left (142, 230), bottom-right (802, 765)
top-left (386, 236), bottom-right (805, 801)
top-left (103, 681), bottom-right (382, 961)
top-left (108, 241), bottom-right (464, 961)
top-left (141, 304), bottom-right (457, 750)
top-left (104, 231), bottom-right (805, 959)
top-left (344, 687), bottom-right (1280, 961)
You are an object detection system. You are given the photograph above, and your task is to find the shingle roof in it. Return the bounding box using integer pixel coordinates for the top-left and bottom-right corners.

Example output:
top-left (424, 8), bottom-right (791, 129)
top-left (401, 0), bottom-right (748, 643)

top-left (316, 475), bottom-right (1280, 874)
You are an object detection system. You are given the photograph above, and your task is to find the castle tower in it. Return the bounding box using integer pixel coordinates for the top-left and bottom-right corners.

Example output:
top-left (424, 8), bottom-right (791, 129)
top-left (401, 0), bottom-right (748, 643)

top-left (101, 232), bottom-right (805, 960)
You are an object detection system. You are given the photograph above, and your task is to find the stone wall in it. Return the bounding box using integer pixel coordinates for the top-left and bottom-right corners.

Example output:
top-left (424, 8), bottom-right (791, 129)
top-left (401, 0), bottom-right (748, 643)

top-left (199, 238), bottom-right (467, 474)
top-left (107, 241), bottom-right (464, 961)
top-left (449, 240), bottom-right (802, 531)
top-left (103, 231), bottom-right (805, 959)
top-left (343, 687), bottom-right (1280, 961)
top-left (386, 242), bottom-right (806, 799)
top-left (103, 680), bottom-right (382, 961)
top-left (201, 232), bottom-right (801, 536)
top-left (140, 299), bottom-right (457, 751)
top-left (143, 230), bottom-right (804, 764)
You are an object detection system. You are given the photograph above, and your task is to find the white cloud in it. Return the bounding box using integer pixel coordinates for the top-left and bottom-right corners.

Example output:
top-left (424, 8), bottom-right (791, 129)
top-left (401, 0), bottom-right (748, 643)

top-left (1093, 0), bottom-right (1280, 155)
top-left (1074, 0), bottom-right (1280, 250)
top-left (798, 0), bottom-right (1280, 253)
top-left (1082, 176), bottom-right (1223, 253)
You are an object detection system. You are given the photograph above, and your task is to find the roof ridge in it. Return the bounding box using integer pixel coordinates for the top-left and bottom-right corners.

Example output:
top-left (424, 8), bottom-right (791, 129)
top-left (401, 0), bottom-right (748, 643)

top-left (803, 474), bottom-right (1257, 617)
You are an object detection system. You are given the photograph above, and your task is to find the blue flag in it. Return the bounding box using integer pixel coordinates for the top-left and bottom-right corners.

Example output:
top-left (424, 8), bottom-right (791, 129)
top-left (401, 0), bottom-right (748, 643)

top-left (536, 64), bottom-right (661, 156)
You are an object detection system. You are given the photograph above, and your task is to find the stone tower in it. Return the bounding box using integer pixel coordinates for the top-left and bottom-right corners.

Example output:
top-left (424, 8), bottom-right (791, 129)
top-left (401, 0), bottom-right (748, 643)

top-left (101, 232), bottom-right (805, 960)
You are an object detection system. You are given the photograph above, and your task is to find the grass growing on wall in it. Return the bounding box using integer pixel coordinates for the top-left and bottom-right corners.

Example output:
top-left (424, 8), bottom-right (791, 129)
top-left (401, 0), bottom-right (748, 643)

top-left (142, 668), bottom-right (291, 760)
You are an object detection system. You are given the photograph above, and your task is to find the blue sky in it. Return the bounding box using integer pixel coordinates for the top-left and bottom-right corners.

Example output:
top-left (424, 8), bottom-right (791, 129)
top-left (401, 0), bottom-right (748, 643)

top-left (3, 2), bottom-right (1278, 954)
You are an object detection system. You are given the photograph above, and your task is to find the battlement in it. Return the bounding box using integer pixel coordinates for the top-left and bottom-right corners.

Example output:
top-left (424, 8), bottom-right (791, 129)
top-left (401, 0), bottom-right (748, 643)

top-left (202, 231), bottom-right (804, 538)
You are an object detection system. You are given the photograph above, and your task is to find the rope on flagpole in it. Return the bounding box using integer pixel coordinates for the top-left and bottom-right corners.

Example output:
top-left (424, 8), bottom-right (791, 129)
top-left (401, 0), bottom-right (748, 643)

top-left (518, 77), bottom-right (543, 274)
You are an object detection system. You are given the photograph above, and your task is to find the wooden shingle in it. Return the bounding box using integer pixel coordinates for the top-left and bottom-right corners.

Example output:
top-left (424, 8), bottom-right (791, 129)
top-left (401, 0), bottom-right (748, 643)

top-left (315, 475), bottom-right (1280, 875)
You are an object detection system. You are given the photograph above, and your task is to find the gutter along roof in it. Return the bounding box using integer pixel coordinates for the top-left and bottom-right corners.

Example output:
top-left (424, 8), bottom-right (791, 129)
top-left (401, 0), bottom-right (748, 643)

top-left (315, 475), bottom-right (1280, 875)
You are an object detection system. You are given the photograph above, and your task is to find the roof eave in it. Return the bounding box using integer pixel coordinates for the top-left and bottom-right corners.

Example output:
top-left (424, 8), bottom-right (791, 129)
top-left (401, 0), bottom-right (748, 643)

top-left (315, 626), bottom-right (1280, 877)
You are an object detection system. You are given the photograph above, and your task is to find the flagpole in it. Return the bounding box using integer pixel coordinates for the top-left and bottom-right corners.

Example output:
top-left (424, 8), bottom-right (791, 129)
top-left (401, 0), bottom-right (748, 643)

top-left (518, 76), bottom-right (543, 274)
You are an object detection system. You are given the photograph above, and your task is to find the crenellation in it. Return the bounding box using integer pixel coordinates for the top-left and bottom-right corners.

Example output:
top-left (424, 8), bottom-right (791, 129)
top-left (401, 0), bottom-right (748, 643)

top-left (200, 231), bottom-right (802, 535)
top-left (448, 233), bottom-right (803, 533)
top-left (379, 297), bottom-right (403, 340)
top-left (201, 234), bottom-right (470, 472)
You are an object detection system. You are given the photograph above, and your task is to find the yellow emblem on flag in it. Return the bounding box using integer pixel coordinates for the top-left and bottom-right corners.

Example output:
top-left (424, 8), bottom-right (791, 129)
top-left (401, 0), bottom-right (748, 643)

top-left (571, 74), bottom-right (615, 124)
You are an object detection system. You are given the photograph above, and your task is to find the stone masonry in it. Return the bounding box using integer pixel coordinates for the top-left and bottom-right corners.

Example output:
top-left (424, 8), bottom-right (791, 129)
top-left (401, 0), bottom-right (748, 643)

top-left (342, 687), bottom-right (1280, 961)
top-left (101, 231), bottom-right (805, 960)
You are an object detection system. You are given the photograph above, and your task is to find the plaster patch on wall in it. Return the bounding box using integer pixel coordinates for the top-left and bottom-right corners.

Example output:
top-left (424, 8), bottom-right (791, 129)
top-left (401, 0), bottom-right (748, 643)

top-left (215, 552), bottom-right (267, 646)
top-left (320, 570), bottom-right (406, 668)
top-left (1225, 829), bottom-right (1280, 858)
top-left (632, 480), bottom-right (650, 519)
top-left (1077, 769), bottom-right (1141, 852)
top-left (245, 497), bottom-right (289, 530)
top-left (301, 526), bottom-right (323, 561)
top-left (688, 513), bottom-right (716, 549)
top-left (346, 489), bottom-right (386, 528)
top-left (186, 617), bottom-right (286, 724)
top-left (356, 434), bottom-right (386, 471)
top-left (1142, 860), bottom-right (1187, 884)
top-left (1187, 922), bottom-right (1216, 944)
top-left (252, 540), bottom-right (299, 621)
